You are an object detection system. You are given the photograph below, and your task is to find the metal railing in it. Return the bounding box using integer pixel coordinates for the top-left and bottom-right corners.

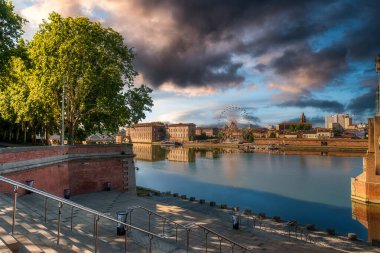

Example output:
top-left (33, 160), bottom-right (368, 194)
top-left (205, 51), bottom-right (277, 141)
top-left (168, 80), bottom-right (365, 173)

top-left (127, 205), bottom-right (252, 253)
top-left (243, 214), bottom-right (319, 245)
top-left (0, 176), bottom-right (166, 253)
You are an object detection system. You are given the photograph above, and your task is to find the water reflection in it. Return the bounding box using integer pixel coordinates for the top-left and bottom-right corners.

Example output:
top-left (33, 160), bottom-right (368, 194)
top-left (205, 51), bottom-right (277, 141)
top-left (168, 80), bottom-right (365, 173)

top-left (135, 145), bottom-right (373, 240)
top-left (352, 201), bottom-right (380, 242)
top-left (167, 147), bottom-right (195, 162)
top-left (132, 143), bottom-right (166, 161)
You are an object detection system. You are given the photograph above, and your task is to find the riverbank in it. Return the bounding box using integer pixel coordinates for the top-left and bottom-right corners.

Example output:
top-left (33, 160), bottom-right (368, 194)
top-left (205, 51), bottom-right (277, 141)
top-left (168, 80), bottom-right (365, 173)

top-left (180, 141), bottom-right (367, 153)
top-left (132, 187), bottom-right (379, 252)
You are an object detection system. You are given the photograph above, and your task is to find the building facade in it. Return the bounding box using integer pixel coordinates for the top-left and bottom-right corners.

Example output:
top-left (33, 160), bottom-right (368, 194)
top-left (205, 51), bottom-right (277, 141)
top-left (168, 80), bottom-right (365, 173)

top-left (126, 123), bottom-right (166, 143)
top-left (167, 123), bottom-right (196, 142)
top-left (325, 114), bottom-right (353, 129)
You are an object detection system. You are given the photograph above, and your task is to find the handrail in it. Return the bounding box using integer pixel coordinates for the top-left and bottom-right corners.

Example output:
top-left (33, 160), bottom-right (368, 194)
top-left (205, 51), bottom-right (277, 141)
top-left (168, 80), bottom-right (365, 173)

top-left (128, 204), bottom-right (251, 252)
top-left (0, 175), bottom-right (165, 252)
top-left (197, 224), bottom-right (251, 252)
top-left (130, 205), bottom-right (187, 229)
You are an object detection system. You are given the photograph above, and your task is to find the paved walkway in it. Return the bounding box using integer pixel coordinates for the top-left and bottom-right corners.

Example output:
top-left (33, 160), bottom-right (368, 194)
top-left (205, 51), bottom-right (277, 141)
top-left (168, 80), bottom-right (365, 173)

top-left (1, 191), bottom-right (379, 252)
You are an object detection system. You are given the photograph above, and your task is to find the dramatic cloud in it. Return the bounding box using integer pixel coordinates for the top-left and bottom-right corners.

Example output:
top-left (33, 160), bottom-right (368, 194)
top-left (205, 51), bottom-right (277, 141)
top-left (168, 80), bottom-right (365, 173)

top-left (346, 90), bottom-right (375, 115)
top-left (278, 97), bottom-right (345, 113)
top-left (14, 0), bottom-right (380, 122)
top-left (270, 45), bottom-right (347, 91)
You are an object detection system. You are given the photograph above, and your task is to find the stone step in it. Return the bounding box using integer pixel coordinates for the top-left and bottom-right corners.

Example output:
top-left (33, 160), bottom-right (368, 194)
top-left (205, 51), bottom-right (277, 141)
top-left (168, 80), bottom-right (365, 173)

top-left (0, 238), bottom-right (11, 253)
top-left (0, 235), bottom-right (20, 252)
top-left (1, 193), bottom-right (181, 252)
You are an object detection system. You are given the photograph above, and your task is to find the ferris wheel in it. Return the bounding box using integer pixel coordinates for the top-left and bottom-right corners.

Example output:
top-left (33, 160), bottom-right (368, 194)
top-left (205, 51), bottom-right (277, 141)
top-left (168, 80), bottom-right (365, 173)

top-left (218, 105), bottom-right (251, 126)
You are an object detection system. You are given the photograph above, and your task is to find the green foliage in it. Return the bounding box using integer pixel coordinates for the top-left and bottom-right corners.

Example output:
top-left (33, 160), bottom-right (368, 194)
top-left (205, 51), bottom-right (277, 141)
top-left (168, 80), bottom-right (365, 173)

top-left (0, 12), bottom-right (153, 144)
top-left (0, 0), bottom-right (26, 70)
top-left (269, 132), bottom-right (276, 138)
top-left (195, 132), bottom-right (208, 140)
top-left (288, 123), bottom-right (311, 131)
top-left (242, 129), bottom-right (254, 143)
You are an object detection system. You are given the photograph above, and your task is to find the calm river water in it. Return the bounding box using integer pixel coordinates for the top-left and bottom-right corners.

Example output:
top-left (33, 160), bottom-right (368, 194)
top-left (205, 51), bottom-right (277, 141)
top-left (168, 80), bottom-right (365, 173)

top-left (134, 144), bottom-right (374, 240)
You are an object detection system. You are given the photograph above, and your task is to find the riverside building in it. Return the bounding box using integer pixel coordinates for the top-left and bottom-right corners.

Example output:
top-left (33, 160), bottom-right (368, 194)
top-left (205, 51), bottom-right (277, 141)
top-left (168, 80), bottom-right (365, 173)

top-left (126, 123), bottom-right (166, 143)
top-left (167, 123), bottom-right (196, 142)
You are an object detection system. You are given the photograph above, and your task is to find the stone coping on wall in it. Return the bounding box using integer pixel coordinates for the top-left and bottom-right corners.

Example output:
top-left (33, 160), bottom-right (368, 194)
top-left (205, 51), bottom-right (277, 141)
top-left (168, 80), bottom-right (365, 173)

top-left (0, 144), bottom-right (135, 174)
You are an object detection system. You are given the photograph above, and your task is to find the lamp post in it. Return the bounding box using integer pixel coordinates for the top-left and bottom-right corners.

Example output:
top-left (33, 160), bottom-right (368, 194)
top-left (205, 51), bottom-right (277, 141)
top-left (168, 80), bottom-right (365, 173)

top-left (376, 55), bottom-right (380, 116)
top-left (61, 84), bottom-right (65, 145)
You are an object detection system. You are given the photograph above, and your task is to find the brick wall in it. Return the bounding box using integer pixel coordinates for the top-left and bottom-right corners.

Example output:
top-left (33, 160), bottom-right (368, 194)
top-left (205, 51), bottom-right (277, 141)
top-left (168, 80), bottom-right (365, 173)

top-left (0, 144), bottom-right (135, 197)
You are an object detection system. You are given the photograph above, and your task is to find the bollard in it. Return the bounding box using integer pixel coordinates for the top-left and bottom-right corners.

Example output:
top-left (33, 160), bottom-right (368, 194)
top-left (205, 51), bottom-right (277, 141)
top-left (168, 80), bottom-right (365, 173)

top-left (63, 189), bottom-right (71, 199)
top-left (25, 179), bottom-right (34, 194)
top-left (116, 211), bottom-right (128, 236)
top-left (348, 233), bottom-right (357, 241)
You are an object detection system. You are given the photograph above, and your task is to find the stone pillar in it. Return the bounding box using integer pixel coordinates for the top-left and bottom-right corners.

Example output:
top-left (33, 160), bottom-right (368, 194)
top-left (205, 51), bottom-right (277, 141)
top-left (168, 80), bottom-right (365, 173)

top-left (375, 116), bottom-right (380, 175)
top-left (121, 144), bottom-right (136, 193)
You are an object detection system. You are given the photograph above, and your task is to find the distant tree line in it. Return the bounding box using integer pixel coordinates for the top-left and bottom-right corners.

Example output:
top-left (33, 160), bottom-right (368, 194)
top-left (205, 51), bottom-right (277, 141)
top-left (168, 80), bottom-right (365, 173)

top-left (0, 2), bottom-right (153, 144)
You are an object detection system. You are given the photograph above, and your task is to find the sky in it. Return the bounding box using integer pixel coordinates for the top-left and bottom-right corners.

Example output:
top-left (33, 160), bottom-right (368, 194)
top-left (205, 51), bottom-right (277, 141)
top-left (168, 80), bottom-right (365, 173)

top-left (13, 0), bottom-right (380, 127)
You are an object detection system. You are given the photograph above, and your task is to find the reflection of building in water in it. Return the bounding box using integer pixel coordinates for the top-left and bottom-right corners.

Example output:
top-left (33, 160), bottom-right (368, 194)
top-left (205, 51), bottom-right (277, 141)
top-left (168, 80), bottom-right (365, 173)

top-left (167, 147), bottom-right (195, 162)
top-left (195, 150), bottom-right (218, 159)
top-left (126, 123), bottom-right (166, 143)
top-left (132, 143), bottom-right (166, 161)
top-left (167, 123), bottom-right (196, 142)
top-left (352, 201), bottom-right (380, 243)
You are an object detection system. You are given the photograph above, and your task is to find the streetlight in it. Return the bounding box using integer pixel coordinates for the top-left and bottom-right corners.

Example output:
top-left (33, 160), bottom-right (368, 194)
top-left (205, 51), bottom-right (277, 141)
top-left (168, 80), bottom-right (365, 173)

top-left (61, 81), bottom-right (65, 145)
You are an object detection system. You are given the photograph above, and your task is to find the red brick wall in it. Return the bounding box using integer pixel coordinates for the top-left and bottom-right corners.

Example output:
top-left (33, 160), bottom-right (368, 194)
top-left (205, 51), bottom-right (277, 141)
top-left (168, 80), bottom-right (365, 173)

top-left (0, 145), bottom-right (130, 197)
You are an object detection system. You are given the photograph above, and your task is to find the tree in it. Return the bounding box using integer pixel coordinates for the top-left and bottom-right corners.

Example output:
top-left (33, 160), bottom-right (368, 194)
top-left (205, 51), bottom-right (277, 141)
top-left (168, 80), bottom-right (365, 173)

top-left (0, 0), bottom-right (26, 71)
top-left (28, 13), bottom-right (153, 144)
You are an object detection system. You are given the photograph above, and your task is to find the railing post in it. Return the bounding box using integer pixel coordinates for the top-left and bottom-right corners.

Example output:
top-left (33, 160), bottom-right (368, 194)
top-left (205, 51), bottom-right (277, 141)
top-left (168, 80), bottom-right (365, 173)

top-left (219, 237), bottom-right (222, 253)
top-left (94, 215), bottom-right (99, 253)
top-left (148, 212), bottom-right (152, 232)
top-left (162, 218), bottom-right (166, 235)
top-left (44, 197), bottom-right (48, 224)
top-left (12, 185), bottom-right (18, 235)
top-left (129, 209), bottom-right (133, 225)
top-left (186, 229), bottom-right (190, 253)
top-left (149, 234), bottom-right (153, 253)
top-left (205, 231), bottom-right (209, 253)
top-left (57, 202), bottom-right (63, 245)
top-left (175, 224), bottom-right (179, 243)
top-left (70, 206), bottom-right (74, 231)
top-left (124, 225), bottom-right (128, 253)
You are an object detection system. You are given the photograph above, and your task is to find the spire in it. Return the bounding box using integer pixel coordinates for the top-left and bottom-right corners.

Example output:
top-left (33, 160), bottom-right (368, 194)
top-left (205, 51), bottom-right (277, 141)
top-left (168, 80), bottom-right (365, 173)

top-left (300, 112), bottom-right (306, 123)
top-left (376, 55), bottom-right (380, 116)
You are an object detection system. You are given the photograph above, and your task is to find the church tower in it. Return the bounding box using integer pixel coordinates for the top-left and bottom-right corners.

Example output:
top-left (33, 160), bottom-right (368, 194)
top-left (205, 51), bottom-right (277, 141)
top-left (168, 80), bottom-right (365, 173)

top-left (300, 112), bottom-right (306, 123)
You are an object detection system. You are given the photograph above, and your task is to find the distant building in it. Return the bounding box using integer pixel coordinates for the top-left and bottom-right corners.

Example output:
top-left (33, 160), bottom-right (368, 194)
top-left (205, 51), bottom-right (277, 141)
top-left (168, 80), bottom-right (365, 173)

top-left (302, 129), bottom-right (333, 139)
top-left (325, 114), bottom-right (353, 130)
top-left (126, 123), bottom-right (166, 143)
top-left (167, 123), bottom-right (196, 142)
top-left (276, 113), bottom-right (312, 131)
top-left (202, 128), bottom-right (219, 137)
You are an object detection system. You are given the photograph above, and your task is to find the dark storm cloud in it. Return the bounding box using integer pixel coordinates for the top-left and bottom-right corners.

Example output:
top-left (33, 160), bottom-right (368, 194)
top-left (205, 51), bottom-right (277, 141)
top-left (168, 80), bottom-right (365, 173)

top-left (346, 90), bottom-right (375, 115)
top-left (286, 116), bottom-right (325, 125)
top-left (270, 45), bottom-right (347, 88)
top-left (278, 97), bottom-right (345, 113)
top-left (133, 0), bottom-right (325, 89)
top-left (129, 0), bottom-right (379, 98)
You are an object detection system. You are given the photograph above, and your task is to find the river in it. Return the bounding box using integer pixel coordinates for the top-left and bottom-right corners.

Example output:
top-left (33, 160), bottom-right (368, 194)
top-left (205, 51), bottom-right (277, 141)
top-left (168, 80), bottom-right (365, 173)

top-left (134, 144), bottom-right (377, 241)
